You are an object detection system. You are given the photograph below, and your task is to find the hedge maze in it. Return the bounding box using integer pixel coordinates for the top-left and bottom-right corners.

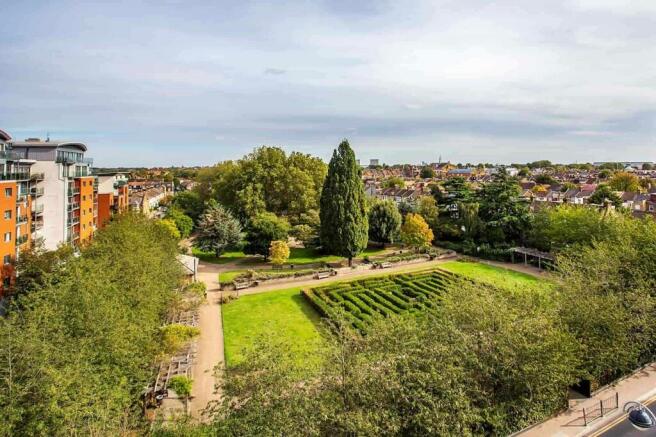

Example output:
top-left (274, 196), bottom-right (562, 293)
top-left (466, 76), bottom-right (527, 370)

top-left (302, 268), bottom-right (466, 331)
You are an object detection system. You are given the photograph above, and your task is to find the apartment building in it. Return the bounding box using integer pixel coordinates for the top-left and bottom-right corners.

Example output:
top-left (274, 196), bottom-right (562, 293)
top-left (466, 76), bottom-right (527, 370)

top-left (10, 138), bottom-right (96, 250)
top-left (0, 129), bottom-right (35, 292)
top-left (96, 172), bottom-right (129, 229)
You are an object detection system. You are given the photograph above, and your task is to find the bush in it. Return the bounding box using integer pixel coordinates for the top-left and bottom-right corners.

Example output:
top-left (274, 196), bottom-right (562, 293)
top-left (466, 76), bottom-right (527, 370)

top-left (168, 376), bottom-right (193, 398)
top-left (160, 324), bottom-right (201, 355)
top-left (184, 281), bottom-right (207, 299)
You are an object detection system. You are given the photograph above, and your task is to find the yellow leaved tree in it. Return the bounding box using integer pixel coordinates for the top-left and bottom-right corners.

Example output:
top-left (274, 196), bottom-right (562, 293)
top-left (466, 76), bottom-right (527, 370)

top-left (400, 213), bottom-right (434, 250)
top-left (269, 240), bottom-right (290, 266)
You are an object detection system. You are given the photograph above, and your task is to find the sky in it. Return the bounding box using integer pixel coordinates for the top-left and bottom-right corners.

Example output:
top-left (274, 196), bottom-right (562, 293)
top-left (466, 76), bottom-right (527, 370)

top-left (1, 0), bottom-right (656, 167)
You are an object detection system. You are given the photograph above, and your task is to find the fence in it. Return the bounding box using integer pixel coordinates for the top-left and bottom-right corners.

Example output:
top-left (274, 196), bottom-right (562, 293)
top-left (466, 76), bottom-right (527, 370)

top-left (581, 392), bottom-right (619, 426)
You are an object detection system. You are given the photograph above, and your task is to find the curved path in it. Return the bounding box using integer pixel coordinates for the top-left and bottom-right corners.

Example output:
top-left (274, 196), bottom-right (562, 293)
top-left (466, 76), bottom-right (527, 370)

top-left (187, 255), bottom-right (546, 420)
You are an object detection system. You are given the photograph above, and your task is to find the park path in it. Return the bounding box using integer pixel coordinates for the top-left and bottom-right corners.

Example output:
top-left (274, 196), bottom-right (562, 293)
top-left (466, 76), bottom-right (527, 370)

top-left (186, 254), bottom-right (546, 420)
top-left (189, 263), bottom-right (224, 422)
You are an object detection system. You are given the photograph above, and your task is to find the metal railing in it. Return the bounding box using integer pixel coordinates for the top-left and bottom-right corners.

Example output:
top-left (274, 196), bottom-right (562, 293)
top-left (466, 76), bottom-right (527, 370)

top-left (68, 232), bottom-right (79, 241)
top-left (67, 203), bottom-right (80, 211)
top-left (31, 222), bottom-right (43, 232)
top-left (29, 172), bottom-right (45, 181)
top-left (68, 188), bottom-right (80, 197)
top-left (30, 187), bottom-right (44, 196)
top-left (16, 234), bottom-right (28, 245)
top-left (68, 215), bottom-right (80, 225)
top-left (16, 215), bottom-right (28, 225)
top-left (0, 173), bottom-right (30, 181)
top-left (581, 393), bottom-right (619, 426)
top-left (32, 204), bottom-right (44, 214)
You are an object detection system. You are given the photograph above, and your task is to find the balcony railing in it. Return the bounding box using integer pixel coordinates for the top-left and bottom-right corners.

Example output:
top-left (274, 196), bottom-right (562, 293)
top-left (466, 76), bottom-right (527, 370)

top-left (68, 231), bottom-right (79, 242)
top-left (68, 215), bottom-right (80, 225)
top-left (68, 188), bottom-right (80, 197)
top-left (0, 172), bottom-right (30, 181)
top-left (16, 193), bottom-right (28, 203)
top-left (16, 215), bottom-right (28, 225)
top-left (68, 203), bottom-right (80, 211)
top-left (32, 204), bottom-right (44, 215)
top-left (31, 222), bottom-right (43, 232)
top-left (16, 234), bottom-right (28, 245)
top-left (29, 172), bottom-right (45, 181)
top-left (30, 187), bottom-right (44, 197)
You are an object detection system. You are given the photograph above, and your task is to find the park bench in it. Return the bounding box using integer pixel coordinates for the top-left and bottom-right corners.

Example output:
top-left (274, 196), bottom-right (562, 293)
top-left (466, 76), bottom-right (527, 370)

top-left (315, 271), bottom-right (332, 280)
top-left (380, 262), bottom-right (392, 269)
top-left (233, 281), bottom-right (251, 290)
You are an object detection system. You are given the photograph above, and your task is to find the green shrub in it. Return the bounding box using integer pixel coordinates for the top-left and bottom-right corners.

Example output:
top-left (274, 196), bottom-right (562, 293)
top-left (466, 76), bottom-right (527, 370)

top-left (184, 281), bottom-right (207, 298)
top-left (168, 376), bottom-right (193, 398)
top-left (160, 324), bottom-right (201, 355)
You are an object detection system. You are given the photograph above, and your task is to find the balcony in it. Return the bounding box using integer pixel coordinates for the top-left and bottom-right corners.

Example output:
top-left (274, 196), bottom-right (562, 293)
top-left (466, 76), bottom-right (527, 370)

top-left (0, 172), bottom-right (30, 181)
top-left (68, 215), bottom-right (80, 225)
top-left (68, 188), bottom-right (80, 197)
top-left (16, 234), bottom-right (28, 245)
top-left (67, 203), bottom-right (80, 212)
top-left (16, 193), bottom-right (28, 203)
top-left (32, 204), bottom-right (44, 215)
top-left (16, 215), bottom-right (28, 225)
top-left (31, 221), bottom-right (43, 232)
top-left (68, 231), bottom-right (79, 242)
top-left (29, 172), bottom-right (45, 181)
top-left (30, 187), bottom-right (44, 197)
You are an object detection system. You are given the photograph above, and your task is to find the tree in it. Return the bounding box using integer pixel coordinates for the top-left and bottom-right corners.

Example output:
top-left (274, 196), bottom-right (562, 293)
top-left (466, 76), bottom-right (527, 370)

top-left (588, 184), bottom-right (622, 208)
top-left (436, 177), bottom-right (473, 205)
top-left (158, 218), bottom-right (181, 240)
top-left (400, 213), bottom-right (434, 250)
top-left (420, 166), bottom-right (435, 179)
top-left (165, 207), bottom-right (193, 238)
top-left (381, 176), bottom-right (404, 189)
top-left (269, 240), bottom-right (290, 266)
top-left (196, 203), bottom-right (242, 257)
top-left (642, 163), bottom-right (653, 170)
top-left (171, 191), bottom-right (205, 222)
top-left (608, 171), bottom-right (640, 192)
top-left (368, 200), bottom-right (402, 247)
top-left (320, 140), bottom-right (368, 266)
top-left (0, 213), bottom-right (182, 435)
top-left (209, 147), bottom-right (327, 221)
top-left (244, 212), bottom-right (290, 260)
top-left (459, 202), bottom-right (481, 241)
top-left (478, 170), bottom-right (529, 243)
top-left (416, 196), bottom-right (439, 233)
top-left (534, 174), bottom-right (556, 185)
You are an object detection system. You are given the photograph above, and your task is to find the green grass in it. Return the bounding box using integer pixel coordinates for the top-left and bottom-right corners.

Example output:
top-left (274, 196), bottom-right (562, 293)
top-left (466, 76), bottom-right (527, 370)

top-left (222, 287), bottom-right (325, 367)
top-left (219, 270), bottom-right (247, 284)
top-left (192, 247), bottom-right (248, 264)
top-left (439, 260), bottom-right (549, 289)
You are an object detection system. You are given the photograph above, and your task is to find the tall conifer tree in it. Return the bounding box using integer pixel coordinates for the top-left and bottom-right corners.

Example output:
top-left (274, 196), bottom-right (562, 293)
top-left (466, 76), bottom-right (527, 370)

top-left (320, 140), bottom-right (368, 266)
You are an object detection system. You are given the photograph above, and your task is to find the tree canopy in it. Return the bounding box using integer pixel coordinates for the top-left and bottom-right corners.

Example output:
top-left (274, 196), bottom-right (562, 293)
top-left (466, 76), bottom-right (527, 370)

top-left (196, 202), bottom-right (242, 257)
top-left (319, 140), bottom-right (368, 265)
top-left (244, 212), bottom-right (290, 260)
top-left (368, 200), bottom-right (401, 247)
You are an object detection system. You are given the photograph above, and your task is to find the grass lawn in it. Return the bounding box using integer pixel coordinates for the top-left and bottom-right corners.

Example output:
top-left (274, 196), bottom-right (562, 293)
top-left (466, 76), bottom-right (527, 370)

top-left (222, 287), bottom-right (325, 368)
top-left (192, 247), bottom-right (248, 265)
top-left (219, 270), bottom-right (247, 284)
top-left (439, 260), bottom-right (551, 290)
top-left (220, 260), bottom-right (552, 369)
top-left (195, 246), bottom-right (388, 266)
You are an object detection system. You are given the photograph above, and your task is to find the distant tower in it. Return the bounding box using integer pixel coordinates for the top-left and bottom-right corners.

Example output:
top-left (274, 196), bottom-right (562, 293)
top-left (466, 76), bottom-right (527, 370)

top-left (438, 154), bottom-right (442, 164)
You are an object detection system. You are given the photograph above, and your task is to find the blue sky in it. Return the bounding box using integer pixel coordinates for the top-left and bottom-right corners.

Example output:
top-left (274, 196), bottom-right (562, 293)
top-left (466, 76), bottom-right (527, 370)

top-left (1, 0), bottom-right (655, 167)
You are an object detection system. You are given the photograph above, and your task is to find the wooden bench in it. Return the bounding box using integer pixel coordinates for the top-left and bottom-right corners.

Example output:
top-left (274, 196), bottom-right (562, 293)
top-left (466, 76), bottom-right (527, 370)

top-left (380, 262), bottom-right (392, 269)
top-left (315, 271), bottom-right (332, 280)
top-left (233, 281), bottom-right (251, 290)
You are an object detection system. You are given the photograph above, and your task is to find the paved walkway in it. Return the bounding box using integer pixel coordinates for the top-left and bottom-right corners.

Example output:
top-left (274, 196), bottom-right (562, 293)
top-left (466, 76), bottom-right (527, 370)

top-left (189, 263), bottom-right (224, 422)
top-left (518, 362), bottom-right (656, 436)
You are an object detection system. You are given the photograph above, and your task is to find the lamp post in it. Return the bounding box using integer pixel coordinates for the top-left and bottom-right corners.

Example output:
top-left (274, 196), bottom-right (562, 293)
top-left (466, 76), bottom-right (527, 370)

top-left (624, 401), bottom-right (656, 431)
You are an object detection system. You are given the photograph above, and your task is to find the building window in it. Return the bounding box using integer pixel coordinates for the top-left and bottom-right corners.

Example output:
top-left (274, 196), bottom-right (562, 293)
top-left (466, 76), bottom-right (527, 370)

top-left (3, 255), bottom-right (10, 264)
top-left (82, 195), bottom-right (86, 201)
top-left (4, 188), bottom-right (11, 197)
top-left (3, 277), bottom-right (9, 287)
top-left (83, 224), bottom-right (86, 230)
top-left (4, 210), bottom-right (10, 220)
top-left (4, 232), bottom-right (10, 242)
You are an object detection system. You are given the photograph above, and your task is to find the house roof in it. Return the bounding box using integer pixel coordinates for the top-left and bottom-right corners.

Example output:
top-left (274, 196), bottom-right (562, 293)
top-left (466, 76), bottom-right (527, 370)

top-left (0, 129), bottom-right (11, 142)
top-left (10, 139), bottom-right (87, 152)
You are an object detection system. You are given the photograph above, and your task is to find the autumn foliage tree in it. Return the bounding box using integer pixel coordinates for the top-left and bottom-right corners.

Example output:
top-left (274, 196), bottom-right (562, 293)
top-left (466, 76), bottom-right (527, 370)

top-left (269, 240), bottom-right (290, 266)
top-left (400, 213), bottom-right (434, 250)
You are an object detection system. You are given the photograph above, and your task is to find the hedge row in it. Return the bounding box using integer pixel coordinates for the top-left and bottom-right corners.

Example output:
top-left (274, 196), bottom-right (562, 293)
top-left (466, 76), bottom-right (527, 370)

top-left (302, 268), bottom-right (467, 331)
